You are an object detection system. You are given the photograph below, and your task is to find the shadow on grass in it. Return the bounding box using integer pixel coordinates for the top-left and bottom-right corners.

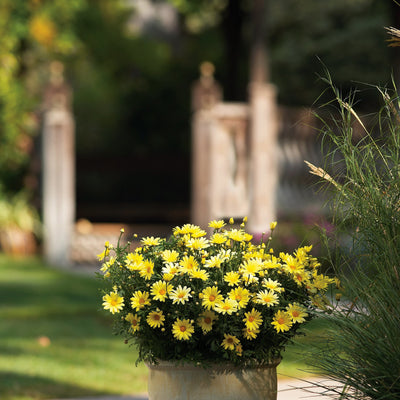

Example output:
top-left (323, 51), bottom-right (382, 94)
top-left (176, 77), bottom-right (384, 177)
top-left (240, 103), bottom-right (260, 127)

top-left (0, 371), bottom-right (117, 400)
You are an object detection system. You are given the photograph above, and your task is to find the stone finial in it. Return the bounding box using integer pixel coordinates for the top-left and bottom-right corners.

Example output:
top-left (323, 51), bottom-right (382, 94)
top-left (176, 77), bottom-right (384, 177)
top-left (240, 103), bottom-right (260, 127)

top-left (199, 61), bottom-right (215, 79)
top-left (49, 61), bottom-right (65, 86)
top-left (44, 61), bottom-right (72, 111)
top-left (191, 61), bottom-right (222, 111)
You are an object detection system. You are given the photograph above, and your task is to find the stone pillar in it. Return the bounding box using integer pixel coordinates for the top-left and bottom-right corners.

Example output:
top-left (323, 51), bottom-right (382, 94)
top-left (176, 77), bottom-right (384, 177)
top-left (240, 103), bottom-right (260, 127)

top-left (247, 82), bottom-right (279, 234)
top-left (191, 62), bottom-right (222, 229)
top-left (247, 0), bottom-right (279, 234)
top-left (42, 61), bottom-right (75, 267)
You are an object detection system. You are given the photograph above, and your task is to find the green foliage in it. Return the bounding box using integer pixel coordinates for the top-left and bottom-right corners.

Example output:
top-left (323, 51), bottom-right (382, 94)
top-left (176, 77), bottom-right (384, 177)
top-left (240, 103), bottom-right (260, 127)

top-left (0, 0), bottom-right (87, 208)
top-left (305, 75), bottom-right (400, 399)
top-left (268, 0), bottom-right (392, 106)
top-left (0, 192), bottom-right (40, 233)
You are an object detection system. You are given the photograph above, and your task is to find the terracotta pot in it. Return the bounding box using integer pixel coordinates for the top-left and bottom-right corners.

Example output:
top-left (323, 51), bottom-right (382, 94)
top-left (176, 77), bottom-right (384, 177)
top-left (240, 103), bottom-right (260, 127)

top-left (0, 228), bottom-right (36, 255)
top-left (146, 359), bottom-right (280, 400)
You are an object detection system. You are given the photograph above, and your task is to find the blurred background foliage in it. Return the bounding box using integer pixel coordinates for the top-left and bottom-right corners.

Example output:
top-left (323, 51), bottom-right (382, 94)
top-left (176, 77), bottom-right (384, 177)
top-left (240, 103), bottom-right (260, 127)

top-left (0, 0), bottom-right (398, 228)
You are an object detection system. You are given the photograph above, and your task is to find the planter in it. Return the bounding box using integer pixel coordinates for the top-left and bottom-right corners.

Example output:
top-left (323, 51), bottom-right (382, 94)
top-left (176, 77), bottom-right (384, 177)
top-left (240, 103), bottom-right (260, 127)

top-left (0, 228), bottom-right (37, 255)
top-left (146, 359), bottom-right (281, 400)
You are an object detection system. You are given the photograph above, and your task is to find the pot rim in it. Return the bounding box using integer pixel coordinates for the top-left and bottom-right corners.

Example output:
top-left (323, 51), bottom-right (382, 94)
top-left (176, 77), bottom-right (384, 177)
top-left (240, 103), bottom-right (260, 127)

top-left (146, 358), bottom-right (281, 371)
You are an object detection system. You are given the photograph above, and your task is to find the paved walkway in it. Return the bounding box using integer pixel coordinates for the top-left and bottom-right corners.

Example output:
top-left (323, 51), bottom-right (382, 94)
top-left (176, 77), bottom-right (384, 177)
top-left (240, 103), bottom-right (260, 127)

top-left (52, 377), bottom-right (341, 400)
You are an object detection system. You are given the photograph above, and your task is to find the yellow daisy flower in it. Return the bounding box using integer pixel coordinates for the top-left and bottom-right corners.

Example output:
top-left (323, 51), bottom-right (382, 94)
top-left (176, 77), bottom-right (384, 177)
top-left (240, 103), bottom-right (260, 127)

top-left (228, 287), bottom-right (250, 309)
top-left (197, 310), bottom-right (217, 333)
top-left (97, 247), bottom-right (110, 261)
top-left (263, 257), bottom-right (281, 270)
top-left (311, 273), bottom-right (334, 291)
top-left (169, 285), bottom-right (192, 304)
top-left (146, 310), bottom-right (165, 328)
top-left (125, 252), bottom-right (144, 270)
top-left (161, 249), bottom-right (179, 263)
top-left (224, 271), bottom-right (241, 286)
top-left (190, 269), bottom-right (209, 281)
top-left (293, 271), bottom-right (311, 286)
top-left (286, 303), bottom-right (308, 323)
top-left (139, 259), bottom-right (154, 280)
top-left (221, 334), bottom-right (240, 351)
top-left (185, 237), bottom-right (210, 250)
top-left (243, 327), bottom-right (260, 340)
top-left (271, 310), bottom-right (293, 333)
top-left (150, 280), bottom-right (172, 302)
top-left (208, 219), bottom-right (226, 229)
top-left (180, 255), bottom-right (199, 273)
top-left (201, 286), bottom-right (223, 310)
top-left (243, 308), bottom-right (263, 331)
top-left (204, 255), bottom-right (223, 269)
top-left (228, 229), bottom-right (246, 242)
top-left (210, 233), bottom-right (227, 244)
top-left (280, 254), bottom-right (304, 275)
top-left (125, 313), bottom-right (140, 332)
top-left (240, 258), bottom-right (263, 277)
top-left (295, 245), bottom-right (313, 262)
top-left (130, 290), bottom-right (151, 311)
top-left (175, 224), bottom-right (203, 236)
top-left (254, 290), bottom-right (279, 307)
top-left (262, 278), bottom-right (284, 293)
top-left (214, 298), bottom-right (238, 315)
top-left (141, 236), bottom-right (162, 246)
top-left (172, 318), bottom-right (194, 340)
top-left (102, 291), bottom-right (124, 314)
top-left (190, 227), bottom-right (207, 238)
top-left (162, 262), bottom-right (180, 277)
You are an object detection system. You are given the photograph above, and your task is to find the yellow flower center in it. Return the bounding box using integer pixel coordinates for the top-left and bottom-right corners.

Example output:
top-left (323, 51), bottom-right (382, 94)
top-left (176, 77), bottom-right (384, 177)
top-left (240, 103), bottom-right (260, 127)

top-left (209, 295), bottom-right (215, 301)
top-left (278, 318), bottom-right (285, 324)
top-left (180, 326), bottom-right (186, 332)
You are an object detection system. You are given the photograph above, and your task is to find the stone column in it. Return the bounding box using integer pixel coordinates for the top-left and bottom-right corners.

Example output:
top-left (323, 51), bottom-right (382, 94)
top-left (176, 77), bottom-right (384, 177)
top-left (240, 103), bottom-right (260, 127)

top-left (191, 62), bottom-right (222, 229)
top-left (42, 61), bottom-right (75, 267)
top-left (247, 0), bottom-right (279, 234)
top-left (247, 82), bottom-right (279, 234)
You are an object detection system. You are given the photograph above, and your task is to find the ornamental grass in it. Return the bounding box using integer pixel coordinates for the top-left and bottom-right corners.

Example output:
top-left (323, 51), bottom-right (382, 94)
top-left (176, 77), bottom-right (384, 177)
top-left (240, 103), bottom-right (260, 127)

top-left (98, 218), bottom-right (335, 367)
top-left (305, 71), bottom-right (400, 399)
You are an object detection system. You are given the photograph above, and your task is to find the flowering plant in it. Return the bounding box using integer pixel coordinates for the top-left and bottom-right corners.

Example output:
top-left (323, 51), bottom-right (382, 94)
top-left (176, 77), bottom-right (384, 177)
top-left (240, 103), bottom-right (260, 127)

top-left (99, 218), bottom-right (334, 367)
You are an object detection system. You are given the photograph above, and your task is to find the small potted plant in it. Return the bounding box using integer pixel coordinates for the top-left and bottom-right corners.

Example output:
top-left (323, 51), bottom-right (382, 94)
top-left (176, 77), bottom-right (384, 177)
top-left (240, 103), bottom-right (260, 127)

top-left (98, 218), bottom-right (334, 400)
top-left (0, 192), bottom-right (40, 255)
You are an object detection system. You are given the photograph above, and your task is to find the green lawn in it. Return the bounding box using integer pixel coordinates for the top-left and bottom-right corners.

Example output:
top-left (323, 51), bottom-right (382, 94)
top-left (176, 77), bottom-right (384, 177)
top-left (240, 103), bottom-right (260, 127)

top-left (0, 255), bottom-right (322, 400)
